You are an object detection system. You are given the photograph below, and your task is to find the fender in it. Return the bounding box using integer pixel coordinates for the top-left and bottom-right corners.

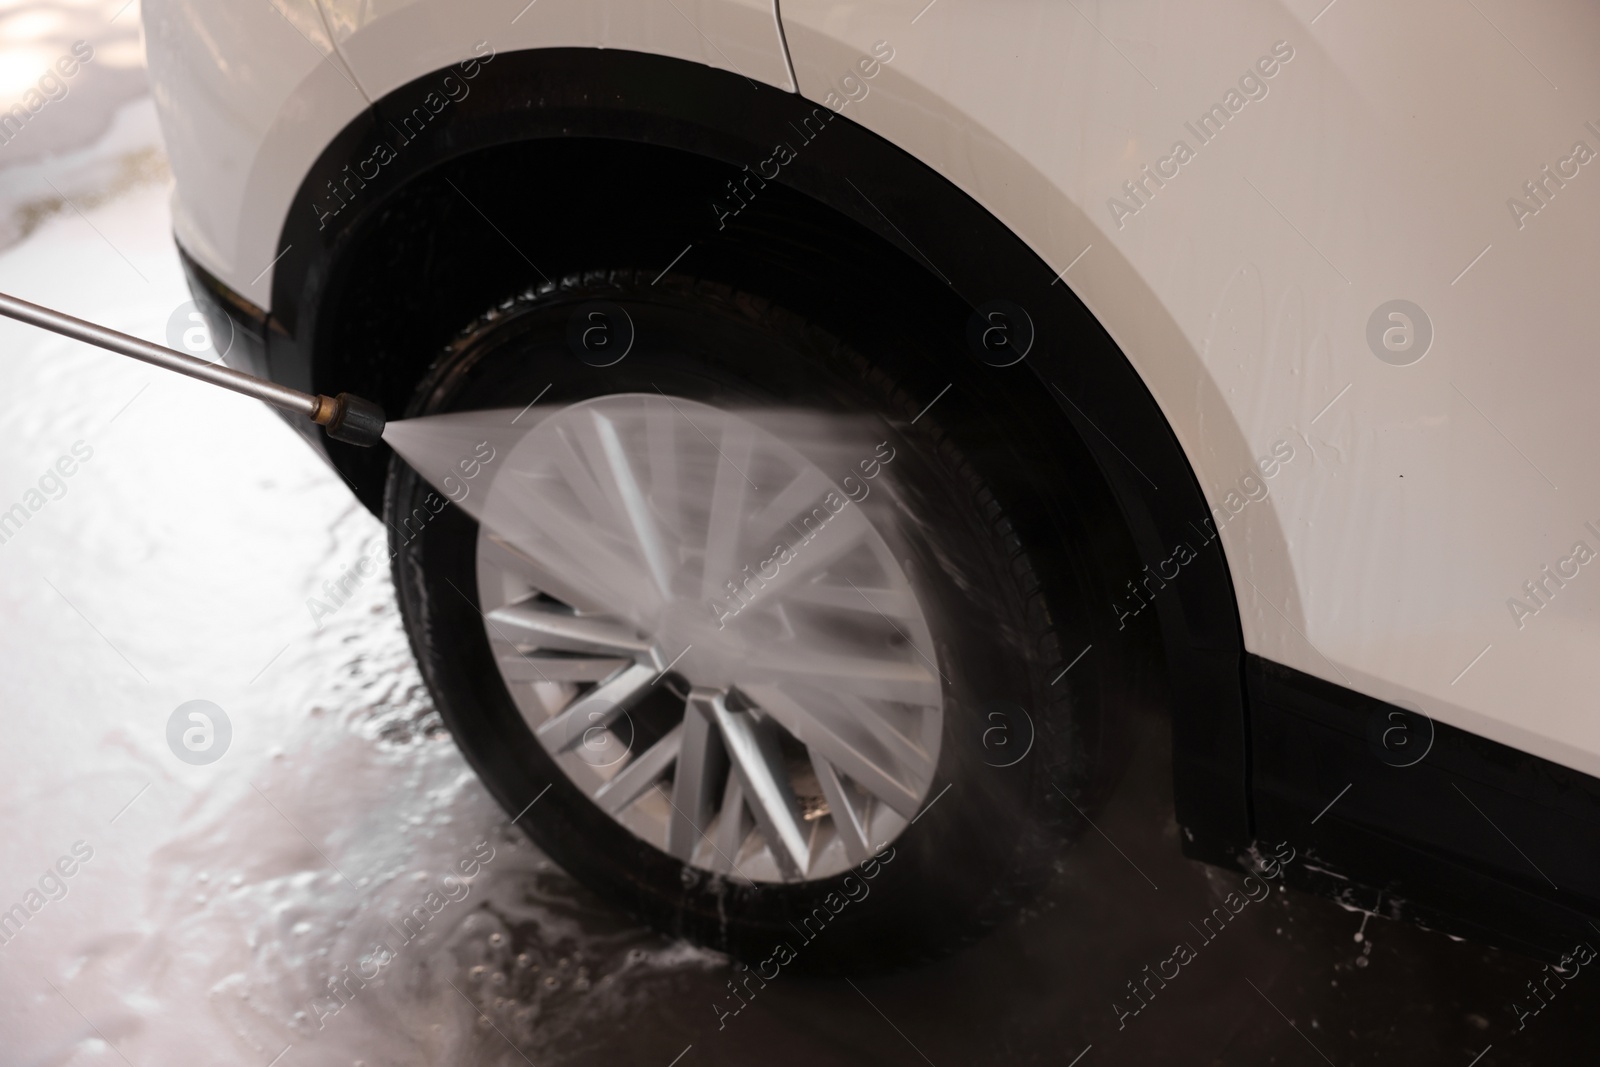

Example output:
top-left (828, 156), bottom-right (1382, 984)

top-left (251, 47), bottom-right (1252, 857)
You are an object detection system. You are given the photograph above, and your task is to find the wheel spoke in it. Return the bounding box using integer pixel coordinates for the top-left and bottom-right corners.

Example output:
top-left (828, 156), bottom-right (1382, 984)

top-left (811, 751), bottom-right (873, 865)
top-left (667, 695), bottom-right (725, 860)
top-left (709, 772), bottom-right (751, 874)
top-left (479, 533), bottom-right (610, 614)
top-left (552, 422), bottom-right (623, 529)
top-left (798, 686), bottom-right (932, 775)
top-left (535, 662), bottom-right (659, 752)
top-left (594, 723), bottom-right (683, 814)
top-left (740, 649), bottom-right (941, 705)
top-left (697, 687), bottom-right (810, 879)
top-left (699, 417), bottom-right (757, 600)
top-left (742, 466), bottom-right (832, 555)
top-left (646, 401), bottom-right (685, 546)
top-left (496, 652), bottom-right (631, 683)
top-left (784, 581), bottom-right (920, 620)
top-left (591, 410), bottom-right (676, 599)
top-left (487, 599), bottom-right (656, 659)
top-left (492, 495), bottom-right (654, 615)
top-left (738, 506), bottom-right (873, 607)
top-left (742, 683), bottom-right (925, 819)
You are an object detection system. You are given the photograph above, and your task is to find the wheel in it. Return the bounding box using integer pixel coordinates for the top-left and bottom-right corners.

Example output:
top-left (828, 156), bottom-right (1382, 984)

top-left (385, 270), bottom-right (1120, 972)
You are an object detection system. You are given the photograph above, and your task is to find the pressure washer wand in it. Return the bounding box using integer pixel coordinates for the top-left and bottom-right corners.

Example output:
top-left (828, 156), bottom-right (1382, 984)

top-left (0, 291), bottom-right (386, 447)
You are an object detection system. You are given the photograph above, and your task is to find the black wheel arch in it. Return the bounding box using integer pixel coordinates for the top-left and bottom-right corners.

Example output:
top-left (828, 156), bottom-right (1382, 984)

top-left (228, 47), bottom-right (1254, 879)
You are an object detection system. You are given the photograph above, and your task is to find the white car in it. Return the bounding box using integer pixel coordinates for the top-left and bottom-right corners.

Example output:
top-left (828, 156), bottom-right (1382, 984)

top-left (144, 0), bottom-right (1600, 967)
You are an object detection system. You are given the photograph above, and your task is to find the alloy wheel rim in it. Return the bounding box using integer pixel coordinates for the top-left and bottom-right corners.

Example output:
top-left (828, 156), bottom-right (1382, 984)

top-left (473, 393), bottom-right (944, 883)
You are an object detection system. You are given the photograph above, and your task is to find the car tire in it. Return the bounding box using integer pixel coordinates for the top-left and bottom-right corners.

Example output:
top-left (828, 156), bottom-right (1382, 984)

top-left (385, 269), bottom-right (1121, 973)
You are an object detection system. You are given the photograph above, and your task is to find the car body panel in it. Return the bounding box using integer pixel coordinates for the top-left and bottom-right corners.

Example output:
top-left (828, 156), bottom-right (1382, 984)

top-left (315, 0), bottom-right (793, 105)
top-left (144, 0), bottom-right (791, 300)
top-left (143, 0), bottom-right (1600, 784)
top-left (143, 0), bottom-right (368, 298)
top-left (780, 0), bottom-right (1600, 781)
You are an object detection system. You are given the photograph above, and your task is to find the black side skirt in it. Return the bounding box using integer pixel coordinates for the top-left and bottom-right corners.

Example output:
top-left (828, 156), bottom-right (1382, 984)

top-left (1244, 654), bottom-right (1600, 960)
